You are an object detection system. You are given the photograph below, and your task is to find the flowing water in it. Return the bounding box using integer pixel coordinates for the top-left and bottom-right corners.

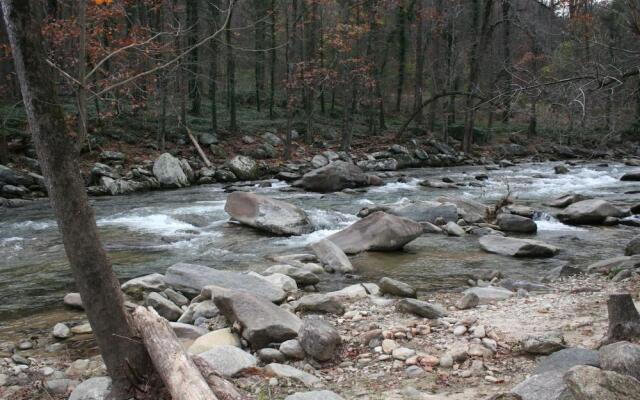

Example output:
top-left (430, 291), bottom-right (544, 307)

top-left (2, 161), bottom-right (640, 332)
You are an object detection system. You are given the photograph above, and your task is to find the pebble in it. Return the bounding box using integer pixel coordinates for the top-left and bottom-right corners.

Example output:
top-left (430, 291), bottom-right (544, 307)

top-left (52, 323), bottom-right (72, 339)
top-left (11, 354), bottom-right (30, 365)
top-left (381, 339), bottom-right (398, 354)
top-left (439, 354), bottom-right (454, 368)
top-left (453, 326), bottom-right (467, 336)
top-left (406, 366), bottom-right (425, 377)
top-left (17, 341), bottom-right (33, 350)
top-left (470, 325), bottom-right (486, 338)
top-left (392, 347), bottom-right (416, 361)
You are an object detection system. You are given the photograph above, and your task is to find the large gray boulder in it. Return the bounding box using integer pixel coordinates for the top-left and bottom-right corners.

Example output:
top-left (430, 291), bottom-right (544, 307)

top-left (213, 289), bottom-right (302, 349)
top-left (479, 235), bottom-right (559, 258)
top-left (224, 192), bottom-right (312, 236)
top-left (0, 164), bottom-right (36, 186)
top-left (310, 239), bottom-right (353, 273)
top-left (497, 214), bottom-right (537, 233)
top-left (153, 153), bottom-right (189, 188)
top-left (564, 365), bottom-right (640, 400)
top-left (511, 371), bottom-right (573, 400)
top-left (557, 199), bottom-right (625, 225)
top-left (296, 161), bottom-right (369, 193)
top-left (227, 155), bottom-right (258, 181)
top-left (534, 348), bottom-right (600, 375)
top-left (197, 345), bottom-right (257, 377)
top-left (298, 319), bottom-right (342, 361)
top-left (327, 211), bottom-right (423, 254)
top-left (165, 263), bottom-right (285, 302)
top-left (599, 341), bottom-right (640, 381)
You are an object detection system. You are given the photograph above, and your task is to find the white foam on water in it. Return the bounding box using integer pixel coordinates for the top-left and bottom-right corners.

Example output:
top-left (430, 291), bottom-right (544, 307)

top-left (357, 199), bottom-right (375, 205)
top-left (169, 201), bottom-right (226, 215)
top-left (535, 220), bottom-right (586, 231)
top-left (307, 209), bottom-right (358, 230)
top-left (98, 214), bottom-right (197, 235)
top-left (369, 178), bottom-right (421, 193)
top-left (9, 220), bottom-right (53, 231)
top-left (275, 228), bottom-right (342, 248)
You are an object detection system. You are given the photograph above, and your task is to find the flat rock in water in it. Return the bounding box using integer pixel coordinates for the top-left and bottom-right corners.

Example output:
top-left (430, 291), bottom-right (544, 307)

top-left (534, 348), bottom-right (600, 375)
top-left (265, 363), bottom-right (321, 387)
top-left (327, 211), bottom-right (423, 254)
top-left (379, 277), bottom-right (417, 298)
top-left (165, 263), bottom-right (285, 302)
top-left (462, 286), bottom-right (514, 304)
top-left (69, 377), bottom-right (112, 400)
top-left (214, 290), bottom-right (302, 349)
top-left (285, 390), bottom-right (345, 400)
top-left (599, 341), bottom-right (640, 381)
top-left (224, 191), bottom-right (313, 236)
top-left (296, 161), bottom-right (369, 193)
top-left (564, 365), bottom-right (640, 400)
top-left (545, 193), bottom-right (592, 208)
top-left (497, 213), bottom-right (537, 233)
top-left (479, 235), bottom-right (559, 258)
top-left (511, 371), bottom-right (572, 400)
top-left (395, 298), bottom-right (447, 319)
top-left (557, 199), bottom-right (625, 225)
top-left (197, 345), bottom-right (257, 377)
top-left (310, 239), bottom-right (353, 273)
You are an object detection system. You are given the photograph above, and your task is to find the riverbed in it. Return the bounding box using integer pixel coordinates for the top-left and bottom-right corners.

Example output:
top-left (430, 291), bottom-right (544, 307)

top-left (1, 161), bottom-right (639, 331)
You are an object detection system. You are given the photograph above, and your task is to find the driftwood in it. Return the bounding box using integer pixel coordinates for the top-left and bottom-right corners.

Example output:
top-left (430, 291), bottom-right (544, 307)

top-left (192, 356), bottom-right (250, 400)
top-left (185, 125), bottom-right (213, 168)
top-left (604, 293), bottom-right (640, 345)
top-left (130, 306), bottom-right (218, 400)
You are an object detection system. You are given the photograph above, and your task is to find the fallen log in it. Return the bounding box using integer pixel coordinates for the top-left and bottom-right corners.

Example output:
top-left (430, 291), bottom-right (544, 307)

top-left (192, 356), bottom-right (250, 400)
top-left (603, 293), bottom-right (640, 345)
top-left (130, 306), bottom-right (218, 400)
top-left (185, 125), bottom-right (213, 168)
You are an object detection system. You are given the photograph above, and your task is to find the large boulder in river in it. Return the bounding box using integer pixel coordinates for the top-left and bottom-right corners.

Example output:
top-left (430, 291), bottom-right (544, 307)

top-left (0, 164), bottom-right (36, 186)
top-left (153, 153), bottom-right (189, 188)
top-left (214, 289), bottom-right (302, 349)
top-left (497, 213), bottom-right (537, 233)
top-left (227, 155), bottom-right (259, 181)
top-left (295, 161), bottom-right (369, 193)
top-left (224, 192), bottom-right (312, 236)
top-left (165, 263), bottom-right (286, 302)
top-left (327, 211), bottom-right (423, 254)
top-left (479, 235), bottom-right (559, 258)
top-left (621, 171), bottom-right (640, 181)
top-left (557, 199), bottom-right (625, 225)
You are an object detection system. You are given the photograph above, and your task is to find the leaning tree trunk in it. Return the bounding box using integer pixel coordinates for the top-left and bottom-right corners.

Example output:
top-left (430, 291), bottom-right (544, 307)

top-left (1, 1), bottom-right (156, 398)
top-left (604, 293), bottom-right (640, 345)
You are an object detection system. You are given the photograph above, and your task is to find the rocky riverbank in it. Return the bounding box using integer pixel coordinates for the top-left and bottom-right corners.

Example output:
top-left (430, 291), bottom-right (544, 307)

top-left (4, 130), bottom-right (640, 206)
top-left (3, 185), bottom-right (640, 399)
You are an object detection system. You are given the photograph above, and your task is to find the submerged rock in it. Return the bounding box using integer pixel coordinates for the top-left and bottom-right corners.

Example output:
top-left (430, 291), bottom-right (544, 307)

top-left (165, 263), bottom-right (285, 302)
top-left (327, 211), bottom-right (423, 254)
top-left (224, 191), bottom-right (312, 236)
top-left (557, 199), bottom-right (625, 225)
top-left (296, 161), bottom-right (369, 193)
top-left (479, 235), bottom-right (559, 258)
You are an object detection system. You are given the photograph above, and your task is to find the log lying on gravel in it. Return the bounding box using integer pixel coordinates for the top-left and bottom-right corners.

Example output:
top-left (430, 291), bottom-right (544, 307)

top-left (130, 306), bottom-right (247, 400)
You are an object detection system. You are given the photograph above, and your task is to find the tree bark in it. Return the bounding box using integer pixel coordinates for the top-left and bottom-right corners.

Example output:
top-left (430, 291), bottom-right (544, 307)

top-left (187, 0), bottom-right (201, 115)
top-left (413, 0), bottom-right (425, 125)
top-left (77, 0), bottom-right (88, 149)
top-left (395, 0), bottom-right (407, 112)
top-left (268, 0), bottom-right (276, 119)
top-left (226, 0), bottom-right (237, 132)
top-left (210, 0), bottom-right (219, 132)
top-left (604, 293), bottom-right (640, 345)
top-left (1, 1), bottom-right (156, 398)
top-left (254, 0), bottom-right (266, 112)
top-left (130, 306), bottom-right (217, 400)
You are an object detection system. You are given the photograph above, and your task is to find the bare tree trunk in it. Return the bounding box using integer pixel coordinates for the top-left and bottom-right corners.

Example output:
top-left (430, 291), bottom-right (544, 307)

top-left (1, 1), bottom-right (156, 398)
top-left (77, 0), bottom-right (88, 149)
top-left (413, 0), bottom-right (425, 126)
top-left (210, 0), bottom-right (219, 132)
top-left (604, 293), bottom-right (640, 345)
top-left (187, 0), bottom-right (201, 115)
top-left (501, 0), bottom-right (511, 124)
top-left (268, 0), bottom-right (276, 119)
top-left (395, 0), bottom-right (407, 112)
top-left (226, 1), bottom-right (237, 132)
top-left (254, 0), bottom-right (266, 112)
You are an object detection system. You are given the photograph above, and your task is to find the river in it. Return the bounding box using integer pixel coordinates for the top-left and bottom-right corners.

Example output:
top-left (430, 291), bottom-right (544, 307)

top-left (1, 161), bottom-right (640, 329)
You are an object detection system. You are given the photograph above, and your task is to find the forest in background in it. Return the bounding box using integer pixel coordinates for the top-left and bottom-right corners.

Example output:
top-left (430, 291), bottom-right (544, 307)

top-left (1, 0), bottom-right (640, 163)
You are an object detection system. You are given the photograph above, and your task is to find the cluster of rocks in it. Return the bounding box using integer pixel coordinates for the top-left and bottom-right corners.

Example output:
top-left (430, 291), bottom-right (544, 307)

top-left (0, 163), bottom-right (45, 207)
